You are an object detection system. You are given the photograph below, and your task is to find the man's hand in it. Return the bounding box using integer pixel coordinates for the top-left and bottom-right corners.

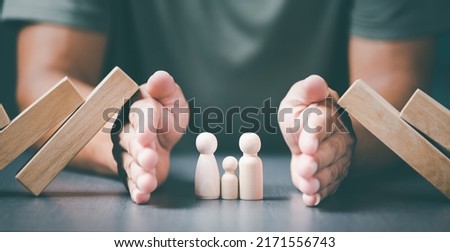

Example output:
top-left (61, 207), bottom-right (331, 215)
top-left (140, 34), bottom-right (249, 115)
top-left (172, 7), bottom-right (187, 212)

top-left (278, 75), bottom-right (355, 206)
top-left (114, 71), bottom-right (189, 204)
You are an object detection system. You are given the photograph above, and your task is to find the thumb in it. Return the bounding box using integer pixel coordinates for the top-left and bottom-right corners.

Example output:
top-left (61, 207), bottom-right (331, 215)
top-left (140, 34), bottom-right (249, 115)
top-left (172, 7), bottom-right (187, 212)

top-left (286, 75), bottom-right (330, 106)
top-left (143, 70), bottom-right (184, 107)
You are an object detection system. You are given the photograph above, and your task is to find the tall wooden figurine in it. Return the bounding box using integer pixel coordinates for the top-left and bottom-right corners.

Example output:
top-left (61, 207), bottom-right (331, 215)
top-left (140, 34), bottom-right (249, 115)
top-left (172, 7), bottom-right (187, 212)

top-left (195, 132), bottom-right (220, 199)
top-left (239, 133), bottom-right (263, 200)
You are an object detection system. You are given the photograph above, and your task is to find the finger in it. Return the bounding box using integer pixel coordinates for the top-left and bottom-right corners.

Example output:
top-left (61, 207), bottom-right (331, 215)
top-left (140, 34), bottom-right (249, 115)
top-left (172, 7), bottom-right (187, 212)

top-left (144, 71), bottom-right (188, 109)
top-left (297, 107), bottom-right (325, 155)
top-left (298, 123), bottom-right (354, 179)
top-left (313, 155), bottom-right (350, 193)
top-left (131, 86), bottom-right (187, 150)
top-left (297, 155), bottom-right (350, 195)
top-left (299, 101), bottom-right (336, 155)
top-left (119, 117), bottom-right (157, 167)
top-left (279, 76), bottom-right (334, 156)
top-left (296, 154), bottom-right (317, 178)
top-left (123, 152), bottom-right (158, 194)
top-left (303, 177), bottom-right (344, 207)
top-left (278, 107), bottom-right (302, 155)
top-left (118, 123), bottom-right (135, 151)
top-left (328, 88), bottom-right (340, 101)
top-left (126, 136), bottom-right (144, 160)
top-left (129, 98), bottom-right (161, 148)
top-left (282, 75), bottom-right (330, 107)
top-left (127, 178), bottom-right (151, 204)
top-left (144, 71), bottom-right (189, 149)
top-left (302, 193), bottom-right (321, 207)
top-left (136, 148), bottom-right (159, 172)
top-left (122, 152), bottom-right (134, 176)
top-left (297, 176), bottom-right (320, 195)
top-left (131, 155), bottom-right (158, 191)
top-left (124, 135), bottom-right (159, 171)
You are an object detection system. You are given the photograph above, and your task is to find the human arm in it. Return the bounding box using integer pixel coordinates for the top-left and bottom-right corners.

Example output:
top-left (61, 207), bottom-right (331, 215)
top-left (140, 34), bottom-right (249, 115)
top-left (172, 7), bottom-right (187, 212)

top-left (16, 23), bottom-right (189, 203)
top-left (17, 23), bottom-right (112, 173)
top-left (348, 36), bottom-right (435, 173)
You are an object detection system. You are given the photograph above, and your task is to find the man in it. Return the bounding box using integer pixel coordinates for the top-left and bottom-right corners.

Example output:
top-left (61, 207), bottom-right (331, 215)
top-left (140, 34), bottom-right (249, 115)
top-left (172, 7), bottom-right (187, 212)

top-left (1, 0), bottom-right (448, 205)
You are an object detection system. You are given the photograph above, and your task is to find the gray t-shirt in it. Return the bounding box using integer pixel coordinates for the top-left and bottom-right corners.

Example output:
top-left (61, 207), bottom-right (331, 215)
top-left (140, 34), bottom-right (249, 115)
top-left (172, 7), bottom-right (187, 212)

top-left (2, 0), bottom-right (450, 153)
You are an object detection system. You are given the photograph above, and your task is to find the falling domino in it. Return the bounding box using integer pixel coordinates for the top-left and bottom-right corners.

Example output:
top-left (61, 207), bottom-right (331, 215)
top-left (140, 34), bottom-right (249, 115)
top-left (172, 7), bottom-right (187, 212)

top-left (16, 67), bottom-right (140, 195)
top-left (0, 79), bottom-right (84, 170)
top-left (400, 89), bottom-right (450, 152)
top-left (338, 80), bottom-right (450, 199)
top-left (0, 104), bottom-right (11, 129)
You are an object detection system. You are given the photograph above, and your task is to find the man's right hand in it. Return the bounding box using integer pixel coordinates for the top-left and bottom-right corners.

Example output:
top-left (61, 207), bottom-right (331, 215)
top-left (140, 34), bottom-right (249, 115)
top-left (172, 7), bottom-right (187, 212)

top-left (115, 71), bottom-right (189, 204)
top-left (278, 75), bottom-right (356, 206)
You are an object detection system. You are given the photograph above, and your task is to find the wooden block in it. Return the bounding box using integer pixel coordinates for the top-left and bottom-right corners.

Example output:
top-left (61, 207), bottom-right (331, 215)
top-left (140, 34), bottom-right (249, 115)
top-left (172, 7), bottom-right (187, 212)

top-left (400, 89), bottom-right (450, 151)
top-left (16, 67), bottom-right (139, 195)
top-left (338, 80), bottom-right (450, 199)
top-left (0, 78), bottom-right (84, 170)
top-left (0, 104), bottom-right (11, 129)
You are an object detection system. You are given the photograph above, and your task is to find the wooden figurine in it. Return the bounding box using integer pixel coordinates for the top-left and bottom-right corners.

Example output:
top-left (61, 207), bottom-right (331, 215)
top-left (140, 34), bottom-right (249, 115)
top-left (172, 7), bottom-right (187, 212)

top-left (195, 132), bottom-right (220, 199)
top-left (221, 156), bottom-right (238, 200)
top-left (239, 133), bottom-right (263, 200)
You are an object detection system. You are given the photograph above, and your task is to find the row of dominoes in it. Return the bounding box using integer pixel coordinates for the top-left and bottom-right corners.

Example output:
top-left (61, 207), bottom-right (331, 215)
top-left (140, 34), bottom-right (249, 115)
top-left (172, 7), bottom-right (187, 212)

top-left (195, 132), bottom-right (264, 200)
top-left (338, 80), bottom-right (450, 199)
top-left (0, 67), bottom-right (139, 195)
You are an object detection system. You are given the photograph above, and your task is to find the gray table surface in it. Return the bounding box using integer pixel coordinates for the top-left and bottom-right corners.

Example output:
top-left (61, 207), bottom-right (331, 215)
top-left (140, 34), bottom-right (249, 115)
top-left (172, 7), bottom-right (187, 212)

top-left (0, 151), bottom-right (449, 231)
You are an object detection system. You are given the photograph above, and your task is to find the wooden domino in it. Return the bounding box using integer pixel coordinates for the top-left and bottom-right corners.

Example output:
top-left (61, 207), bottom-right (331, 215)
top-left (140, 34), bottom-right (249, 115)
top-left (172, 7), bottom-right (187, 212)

top-left (400, 89), bottom-right (450, 151)
top-left (338, 80), bottom-right (450, 199)
top-left (0, 104), bottom-right (11, 129)
top-left (16, 67), bottom-right (140, 195)
top-left (0, 78), bottom-right (84, 170)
